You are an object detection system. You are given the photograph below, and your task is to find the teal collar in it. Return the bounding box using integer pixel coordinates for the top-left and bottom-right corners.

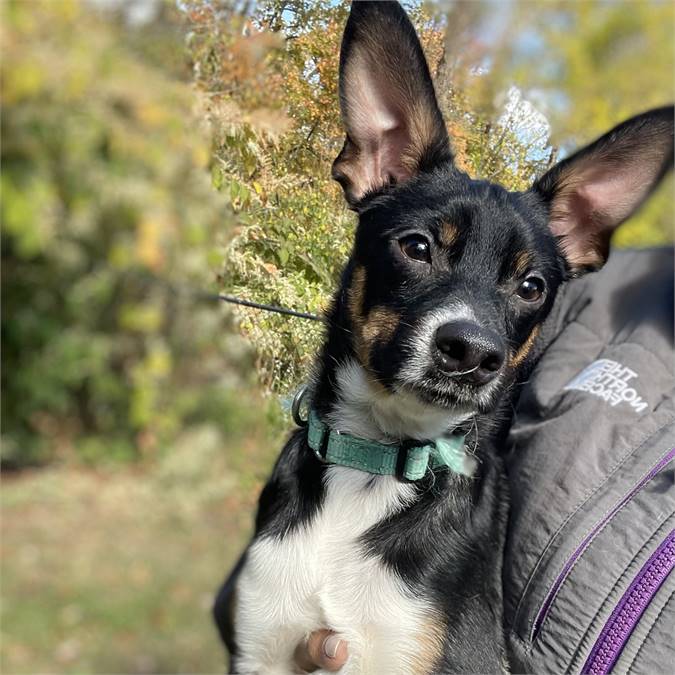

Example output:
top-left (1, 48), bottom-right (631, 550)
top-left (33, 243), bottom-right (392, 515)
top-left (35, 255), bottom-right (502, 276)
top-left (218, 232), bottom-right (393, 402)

top-left (306, 409), bottom-right (474, 481)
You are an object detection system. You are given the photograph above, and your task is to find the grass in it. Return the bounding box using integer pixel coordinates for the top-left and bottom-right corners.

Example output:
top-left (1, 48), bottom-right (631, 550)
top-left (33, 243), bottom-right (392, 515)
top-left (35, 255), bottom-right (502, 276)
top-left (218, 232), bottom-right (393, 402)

top-left (1, 408), bottom-right (287, 674)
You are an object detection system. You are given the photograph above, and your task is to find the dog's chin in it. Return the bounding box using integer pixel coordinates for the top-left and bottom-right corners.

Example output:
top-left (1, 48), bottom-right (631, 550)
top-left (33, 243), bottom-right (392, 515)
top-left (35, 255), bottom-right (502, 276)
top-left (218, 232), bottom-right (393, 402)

top-left (398, 371), bottom-right (504, 415)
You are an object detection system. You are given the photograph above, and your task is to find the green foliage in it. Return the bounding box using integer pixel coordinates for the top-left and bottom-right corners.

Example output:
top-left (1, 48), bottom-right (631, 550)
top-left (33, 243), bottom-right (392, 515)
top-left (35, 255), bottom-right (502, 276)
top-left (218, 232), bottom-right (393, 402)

top-left (187, 0), bottom-right (353, 390)
top-left (1, 0), bottom-right (255, 466)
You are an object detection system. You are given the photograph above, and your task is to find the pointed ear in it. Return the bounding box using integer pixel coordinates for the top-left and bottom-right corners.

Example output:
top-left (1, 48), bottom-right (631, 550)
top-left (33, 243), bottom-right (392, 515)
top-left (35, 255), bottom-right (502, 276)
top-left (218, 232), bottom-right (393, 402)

top-left (332, 1), bottom-right (453, 208)
top-left (533, 106), bottom-right (674, 270)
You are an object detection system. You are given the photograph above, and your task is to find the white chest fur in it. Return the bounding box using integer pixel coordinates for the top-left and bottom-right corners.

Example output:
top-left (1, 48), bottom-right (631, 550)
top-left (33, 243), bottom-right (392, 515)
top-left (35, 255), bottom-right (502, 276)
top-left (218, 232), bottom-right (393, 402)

top-left (234, 466), bottom-right (443, 675)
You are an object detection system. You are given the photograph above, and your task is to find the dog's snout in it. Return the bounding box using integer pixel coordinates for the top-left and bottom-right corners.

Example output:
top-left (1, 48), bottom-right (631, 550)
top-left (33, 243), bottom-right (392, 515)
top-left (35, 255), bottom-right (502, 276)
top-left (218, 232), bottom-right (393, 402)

top-left (434, 321), bottom-right (505, 385)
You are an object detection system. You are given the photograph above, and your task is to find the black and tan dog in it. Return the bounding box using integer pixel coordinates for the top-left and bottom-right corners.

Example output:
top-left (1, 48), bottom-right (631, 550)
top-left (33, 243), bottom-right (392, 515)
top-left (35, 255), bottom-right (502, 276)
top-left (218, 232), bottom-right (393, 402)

top-left (214, 2), bottom-right (673, 673)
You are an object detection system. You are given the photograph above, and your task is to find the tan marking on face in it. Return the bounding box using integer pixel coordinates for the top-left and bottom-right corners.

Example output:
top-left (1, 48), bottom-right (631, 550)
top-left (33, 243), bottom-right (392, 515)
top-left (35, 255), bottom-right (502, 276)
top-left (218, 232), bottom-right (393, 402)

top-left (440, 222), bottom-right (459, 248)
top-left (509, 325), bottom-right (540, 368)
top-left (514, 250), bottom-right (532, 276)
top-left (347, 267), bottom-right (397, 396)
top-left (347, 265), bottom-right (369, 365)
top-left (412, 614), bottom-right (446, 675)
top-left (362, 306), bottom-right (399, 347)
top-left (347, 267), bottom-right (399, 383)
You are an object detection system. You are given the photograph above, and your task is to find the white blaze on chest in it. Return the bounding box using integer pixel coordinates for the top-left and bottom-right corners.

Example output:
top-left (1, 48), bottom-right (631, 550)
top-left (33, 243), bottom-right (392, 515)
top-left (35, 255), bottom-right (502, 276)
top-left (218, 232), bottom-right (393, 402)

top-left (235, 467), bottom-right (440, 674)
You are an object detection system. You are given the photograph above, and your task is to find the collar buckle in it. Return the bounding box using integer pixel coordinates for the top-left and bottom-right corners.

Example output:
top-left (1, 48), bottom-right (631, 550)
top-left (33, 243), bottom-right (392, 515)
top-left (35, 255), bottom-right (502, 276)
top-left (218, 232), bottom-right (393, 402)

top-left (399, 440), bottom-right (434, 482)
top-left (394, 439), bottom-right (429, 482)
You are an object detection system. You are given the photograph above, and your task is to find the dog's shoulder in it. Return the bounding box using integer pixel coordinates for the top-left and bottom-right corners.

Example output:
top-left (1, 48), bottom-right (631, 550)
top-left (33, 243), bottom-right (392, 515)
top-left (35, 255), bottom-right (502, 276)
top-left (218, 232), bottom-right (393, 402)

top-left (254, 428), bottom-right (327, 539)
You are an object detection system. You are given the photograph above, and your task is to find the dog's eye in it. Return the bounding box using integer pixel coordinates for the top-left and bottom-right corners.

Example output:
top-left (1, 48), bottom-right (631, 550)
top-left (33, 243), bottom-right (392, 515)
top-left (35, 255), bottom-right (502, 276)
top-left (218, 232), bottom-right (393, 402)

top-left (399, 235), bottom-right (431, 264)
top-left (516, 276), bottom-right (545, 303)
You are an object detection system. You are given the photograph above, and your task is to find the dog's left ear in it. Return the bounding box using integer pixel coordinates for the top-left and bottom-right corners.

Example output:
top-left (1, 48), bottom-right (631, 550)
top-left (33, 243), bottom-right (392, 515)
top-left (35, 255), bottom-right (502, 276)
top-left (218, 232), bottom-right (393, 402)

top-left (332, 1), bottom-right (453, 208)
top-left (533, 105), bottom-right (674, 270)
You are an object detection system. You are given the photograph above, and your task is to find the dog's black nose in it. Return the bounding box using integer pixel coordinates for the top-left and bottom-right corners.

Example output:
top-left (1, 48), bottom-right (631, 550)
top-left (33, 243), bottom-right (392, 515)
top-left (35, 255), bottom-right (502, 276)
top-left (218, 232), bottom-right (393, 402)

top-left (434, 321), bottom-right (505, 385)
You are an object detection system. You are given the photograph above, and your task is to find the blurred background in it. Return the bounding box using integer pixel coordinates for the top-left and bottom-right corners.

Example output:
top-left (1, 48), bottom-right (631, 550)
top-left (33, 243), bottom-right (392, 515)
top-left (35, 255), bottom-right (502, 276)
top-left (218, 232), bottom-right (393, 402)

top-left (1, 0), bottom-right (673, 672)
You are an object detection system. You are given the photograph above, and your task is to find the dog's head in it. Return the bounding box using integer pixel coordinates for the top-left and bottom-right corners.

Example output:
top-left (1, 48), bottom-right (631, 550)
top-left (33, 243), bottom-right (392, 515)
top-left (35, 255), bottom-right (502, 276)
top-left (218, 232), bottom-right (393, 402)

top-left (328, 1), bottom-right (673, 417)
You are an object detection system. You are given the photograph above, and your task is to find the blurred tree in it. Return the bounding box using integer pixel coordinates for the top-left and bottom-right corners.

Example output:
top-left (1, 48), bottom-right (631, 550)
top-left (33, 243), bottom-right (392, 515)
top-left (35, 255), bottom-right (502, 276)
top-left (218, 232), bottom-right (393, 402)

top-left (1, 0), bottom-right (254, 466)
top-left (505, 0), bottom-right (675, 246)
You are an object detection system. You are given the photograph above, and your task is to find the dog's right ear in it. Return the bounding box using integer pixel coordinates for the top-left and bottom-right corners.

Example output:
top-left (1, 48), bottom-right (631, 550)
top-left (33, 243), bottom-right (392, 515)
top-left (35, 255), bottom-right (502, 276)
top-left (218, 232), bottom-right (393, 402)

top-left (332, 1), bottom-right (452, 208)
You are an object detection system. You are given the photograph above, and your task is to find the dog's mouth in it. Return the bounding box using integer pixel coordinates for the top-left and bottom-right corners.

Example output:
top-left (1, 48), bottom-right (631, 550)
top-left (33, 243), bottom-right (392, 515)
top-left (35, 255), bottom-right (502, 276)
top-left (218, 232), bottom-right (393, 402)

top-left (396, 368), bottom-right (505, 414)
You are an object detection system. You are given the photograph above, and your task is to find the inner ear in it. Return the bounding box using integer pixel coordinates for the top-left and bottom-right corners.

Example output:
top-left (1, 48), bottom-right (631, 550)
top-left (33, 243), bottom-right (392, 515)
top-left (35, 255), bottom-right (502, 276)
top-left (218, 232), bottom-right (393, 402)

top-left (332, 1), bottom-right (453, 208)
top-left (534, 106), bottom-right (674, 270)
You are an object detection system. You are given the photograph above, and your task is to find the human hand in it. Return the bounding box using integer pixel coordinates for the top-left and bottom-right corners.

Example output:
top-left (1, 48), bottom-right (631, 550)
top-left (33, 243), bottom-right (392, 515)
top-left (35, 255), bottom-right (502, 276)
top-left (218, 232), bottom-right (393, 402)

top-left (293, 630), bottom-right (348, 672)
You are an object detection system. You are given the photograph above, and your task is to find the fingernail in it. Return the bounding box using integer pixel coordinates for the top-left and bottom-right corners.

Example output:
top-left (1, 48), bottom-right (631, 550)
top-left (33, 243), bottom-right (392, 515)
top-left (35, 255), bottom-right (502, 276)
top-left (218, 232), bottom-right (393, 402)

top-left (323, 635), bottom-right (342, 659)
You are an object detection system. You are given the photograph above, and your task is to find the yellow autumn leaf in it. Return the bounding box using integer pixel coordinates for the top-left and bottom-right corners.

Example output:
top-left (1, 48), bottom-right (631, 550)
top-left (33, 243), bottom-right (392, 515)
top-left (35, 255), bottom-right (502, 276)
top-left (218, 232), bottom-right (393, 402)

top-left (136, 219), bottom-right (164, 271)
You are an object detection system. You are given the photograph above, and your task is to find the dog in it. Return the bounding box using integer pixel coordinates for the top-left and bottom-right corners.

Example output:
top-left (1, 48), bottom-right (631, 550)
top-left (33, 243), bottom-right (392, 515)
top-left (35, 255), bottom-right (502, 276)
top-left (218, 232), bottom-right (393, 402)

top-left (214, 2), bottom-right (673, 673)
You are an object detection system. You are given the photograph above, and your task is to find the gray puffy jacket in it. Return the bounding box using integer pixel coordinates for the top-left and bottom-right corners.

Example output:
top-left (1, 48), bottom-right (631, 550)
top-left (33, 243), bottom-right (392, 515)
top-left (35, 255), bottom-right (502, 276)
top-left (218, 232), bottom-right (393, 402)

top-left (504, 248), bottom-right (674, 674)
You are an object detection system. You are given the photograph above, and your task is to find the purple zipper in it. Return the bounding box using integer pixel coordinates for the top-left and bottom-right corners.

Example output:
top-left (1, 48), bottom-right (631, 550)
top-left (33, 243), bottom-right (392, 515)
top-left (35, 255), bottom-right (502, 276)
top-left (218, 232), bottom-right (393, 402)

top-left (581, 529), bottom-right (675, 675)
top-left (532, 447), bottom-right (675, 640)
